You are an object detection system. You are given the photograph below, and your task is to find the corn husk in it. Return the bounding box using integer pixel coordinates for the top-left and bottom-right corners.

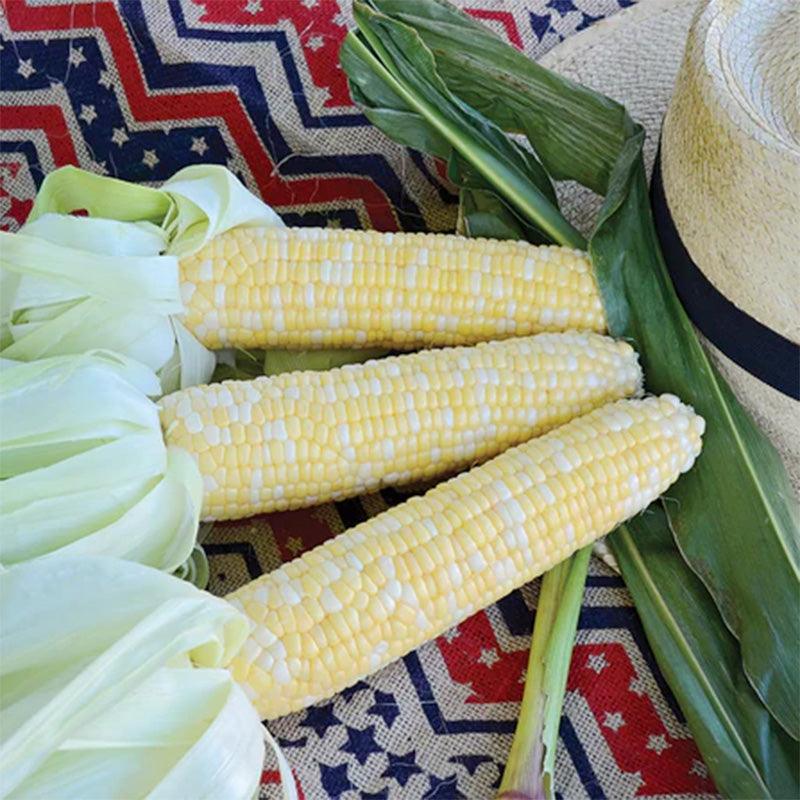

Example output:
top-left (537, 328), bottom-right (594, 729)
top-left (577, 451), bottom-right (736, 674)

top-left (0, 165), bottom-right (282, 393)
top-left (0, 352), bottom-right (200, 572)
top-left (0, 556), bottom-right (295, 800)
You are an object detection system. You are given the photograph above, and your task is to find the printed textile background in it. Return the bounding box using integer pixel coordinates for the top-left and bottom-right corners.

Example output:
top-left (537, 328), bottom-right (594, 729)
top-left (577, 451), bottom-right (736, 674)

top-left (0, 1), bottom-right (718, 798)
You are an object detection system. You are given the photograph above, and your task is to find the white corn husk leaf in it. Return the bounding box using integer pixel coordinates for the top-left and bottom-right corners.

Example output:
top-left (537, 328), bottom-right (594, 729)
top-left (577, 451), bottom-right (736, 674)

top-left (0, 165), bottom-right (283, 393)
top-left (0, 352), bottom-right (200, 571)
top-left (0, 556), bottom-right (295, 800)
top-left (160, 164), bottom-right (284, 256)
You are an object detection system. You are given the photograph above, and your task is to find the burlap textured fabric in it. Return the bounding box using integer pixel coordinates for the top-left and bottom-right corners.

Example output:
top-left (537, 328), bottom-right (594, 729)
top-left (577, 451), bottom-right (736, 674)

top-left (1, 1), bottom-right (721, 797)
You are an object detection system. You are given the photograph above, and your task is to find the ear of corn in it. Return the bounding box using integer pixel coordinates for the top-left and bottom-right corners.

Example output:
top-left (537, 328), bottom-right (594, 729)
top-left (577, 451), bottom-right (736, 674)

top-left (226, 395), bottom-right (704, 720)
top-left (178, 226), bottom-right (605, 350)
top-left (159, 332), bottom-right (641, 520)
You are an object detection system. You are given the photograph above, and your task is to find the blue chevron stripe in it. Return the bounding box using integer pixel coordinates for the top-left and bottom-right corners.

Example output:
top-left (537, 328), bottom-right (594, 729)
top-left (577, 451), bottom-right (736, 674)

top-left (586, 575), bottom-right (625, 587)
top-left (165, 0), bottom-right (365, 129)
top-left (0, 32), bottom-right (237, 185)
top-left (0, 26), bottom-right (430, 231)
top-left (0, 140), bottom-right (44, 188)
top-left (559, 716), bottom-right (607, 800)
top-left (116, 1), bottom-right (431, 231)
top-left (403, 650), bottom-right (517, 735)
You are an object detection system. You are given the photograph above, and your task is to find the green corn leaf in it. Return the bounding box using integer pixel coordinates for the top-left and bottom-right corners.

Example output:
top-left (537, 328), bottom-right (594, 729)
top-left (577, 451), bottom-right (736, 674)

top-left (212, 346), bottom-right (390, 383)
top-left (591, 144), bottom-right (799, 742)
top-left (365, 0), bottom-right (627, 193)
top-left (614, 509), bottom-right (799, 799)
top-left (341, 0), bottom-right (800, 786)
top-left (457, 186), bottom-right (530, 242)
top-left (262, 347), bottom-right (391, 376)
top-left (342, 4), bottom-right (583, 248)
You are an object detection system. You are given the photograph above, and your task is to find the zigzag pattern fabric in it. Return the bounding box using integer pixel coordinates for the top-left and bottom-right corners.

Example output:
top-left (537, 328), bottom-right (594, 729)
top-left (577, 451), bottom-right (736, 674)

top-left (0, 1), bottom-right (718, 797)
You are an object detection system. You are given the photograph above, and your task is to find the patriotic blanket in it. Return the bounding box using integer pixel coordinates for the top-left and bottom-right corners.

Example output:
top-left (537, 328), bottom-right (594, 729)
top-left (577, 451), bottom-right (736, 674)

top-left (0, 1), bottom-right (718, 797)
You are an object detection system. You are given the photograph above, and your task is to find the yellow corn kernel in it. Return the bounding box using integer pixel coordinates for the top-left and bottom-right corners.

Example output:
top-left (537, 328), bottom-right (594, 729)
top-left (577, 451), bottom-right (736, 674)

top-left (159, 332), bottom-right (641, 520)
top-left (179, 226), bottom-right (605, 350)
top-left (227, 394), bottom-right (704, 719)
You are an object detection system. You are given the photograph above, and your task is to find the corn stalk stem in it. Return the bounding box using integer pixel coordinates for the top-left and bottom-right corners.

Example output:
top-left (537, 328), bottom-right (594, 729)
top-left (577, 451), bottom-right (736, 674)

top-left (498, 547), bottom-right (592, 799)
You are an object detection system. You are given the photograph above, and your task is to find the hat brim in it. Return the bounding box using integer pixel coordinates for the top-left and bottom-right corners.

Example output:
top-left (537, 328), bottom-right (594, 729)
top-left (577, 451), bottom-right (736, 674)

top-left (538, 0), bottom-right (698, 233)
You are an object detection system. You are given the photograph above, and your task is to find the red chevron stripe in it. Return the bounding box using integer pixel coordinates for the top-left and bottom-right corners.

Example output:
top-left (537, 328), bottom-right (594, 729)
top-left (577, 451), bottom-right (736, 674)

top-left (4, 1), bottom-right (398, 229)
top-left (0, 104), bottom-right (78, 165)
top-left (567, 643), bottom-right (715, 796)
top-left (466, 9), bottom-right (523, 49)
top-left (437, 612), bottom-right (528, 705)
top-left (196, 0), bottom-right (352, 108)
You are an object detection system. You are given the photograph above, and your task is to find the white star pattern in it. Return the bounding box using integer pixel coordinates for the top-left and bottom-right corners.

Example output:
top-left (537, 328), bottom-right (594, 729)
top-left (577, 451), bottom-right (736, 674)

top-left (332, 11), bottom-right (348, 27)
top-left (243, 0), bottom-right (262, 13)
top-left (306, 35), bottom-right (324, 52)
top-left (625, 771), bottom-right (645, 791)
top-left (690, 760), bottom-right (709, 778)
top-left (586, 653), bottom-right (608, 674)
top-left (79, 104), bottom-right (97, 125)
top-left (301, 0), bottom-right (318, 6)
top-left (98, 69), bottom-right (114, 88)
top-left (646, 734), bottom-right (670, 754)
top-left (111, 127), bottom-right (129, 147)
top-left (142, 149), bottom-right (159, 169)
top-left (17, 58), bottom-right (36, 79)
top-left (477, 648), bottom-right (499, 668)
top-left (190, 136), bottom-right (208, 156)
top-left (602, 711), bottom-right (625, 732)
top-left (441, 627), bottom-right (460, 643)
top-left (89, 160), bottom-right (109, 176)
top-left (68, 46), bottom-right (86, 67)
top-left (628, 676), bottom-right (646, 696)
top-left (285, 536), bottom-right (304, 556)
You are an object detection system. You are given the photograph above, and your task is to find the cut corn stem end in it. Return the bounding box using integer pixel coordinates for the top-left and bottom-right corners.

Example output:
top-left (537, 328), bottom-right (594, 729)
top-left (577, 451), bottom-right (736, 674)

top-left (179, 226), bottom-right (606, 351)
top-left (159, 332), bottom-right (642, 521)
top-left (226, 395), bottom-right (704, 720)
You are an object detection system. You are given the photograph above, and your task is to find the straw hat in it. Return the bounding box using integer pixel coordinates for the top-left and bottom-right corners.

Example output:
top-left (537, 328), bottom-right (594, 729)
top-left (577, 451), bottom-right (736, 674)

top-left (541, 0), bottom-right (800, 494)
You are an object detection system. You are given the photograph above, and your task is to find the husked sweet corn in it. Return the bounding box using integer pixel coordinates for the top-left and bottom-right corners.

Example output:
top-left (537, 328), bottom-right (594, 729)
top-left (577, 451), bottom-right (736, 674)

top-left (179, 226), bottom-right (605, 350)
top-left (227, 395), bottom-right (704, 720)
top-left (159, 332), bottom-right (641, 520)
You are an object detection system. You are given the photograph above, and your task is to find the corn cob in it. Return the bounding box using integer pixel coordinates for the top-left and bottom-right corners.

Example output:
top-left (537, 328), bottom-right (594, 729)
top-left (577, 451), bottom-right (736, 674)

top-left (159, 332), bottom-right (641, 520)
top-left (178, 227), bottom-right (605, 350)
top-left (227, 394), bottom-right (704, 720)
